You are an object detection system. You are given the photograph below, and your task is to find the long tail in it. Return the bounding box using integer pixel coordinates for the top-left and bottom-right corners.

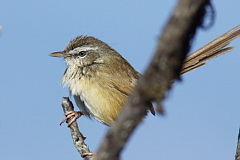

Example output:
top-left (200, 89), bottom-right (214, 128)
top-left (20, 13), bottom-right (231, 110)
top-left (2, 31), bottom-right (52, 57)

top-left (181, 25), bottom-right (240, 75)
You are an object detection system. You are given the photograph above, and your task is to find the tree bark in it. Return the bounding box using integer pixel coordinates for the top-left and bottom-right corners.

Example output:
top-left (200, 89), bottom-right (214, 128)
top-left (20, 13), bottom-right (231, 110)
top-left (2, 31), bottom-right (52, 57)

top-left (94, 0), bottom-right (211, 159)
top-left (61, 97), bottom-right (94, 160)
top-left (236, 128), bottom-right (240, 160)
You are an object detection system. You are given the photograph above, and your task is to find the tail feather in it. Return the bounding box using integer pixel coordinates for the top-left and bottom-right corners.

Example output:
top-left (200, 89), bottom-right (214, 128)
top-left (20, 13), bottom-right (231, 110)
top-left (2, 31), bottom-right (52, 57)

top-left (149, 25), bottom-right (240, 115)
top-left (181, 25), bottom-right (240, 75)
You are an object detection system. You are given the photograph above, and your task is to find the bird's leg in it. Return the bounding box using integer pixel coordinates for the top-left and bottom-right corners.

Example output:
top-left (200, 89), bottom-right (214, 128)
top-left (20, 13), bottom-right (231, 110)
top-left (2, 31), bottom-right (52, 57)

top-left (60, 111), bottom-right (83, 127)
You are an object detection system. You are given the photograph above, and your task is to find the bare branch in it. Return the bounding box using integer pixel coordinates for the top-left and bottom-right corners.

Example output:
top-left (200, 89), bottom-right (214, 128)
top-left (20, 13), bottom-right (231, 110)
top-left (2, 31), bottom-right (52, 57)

top-left (0, 25), bottom-right (2, 35)
top-left (94, 0), bottom-right (211, 159)
top-left (61, 97), bottom-right (94, 160)
top-left (236, 128), bottom-right (240, 160)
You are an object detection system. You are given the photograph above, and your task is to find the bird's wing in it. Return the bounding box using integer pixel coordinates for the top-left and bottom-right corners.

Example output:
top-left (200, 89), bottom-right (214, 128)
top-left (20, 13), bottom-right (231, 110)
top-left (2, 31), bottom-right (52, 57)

top-left (107, 71), bottom-right (155, 116)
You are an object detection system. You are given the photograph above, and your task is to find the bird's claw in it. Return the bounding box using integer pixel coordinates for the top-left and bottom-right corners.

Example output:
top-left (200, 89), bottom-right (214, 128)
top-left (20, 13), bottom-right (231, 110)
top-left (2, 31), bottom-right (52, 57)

top-left (60, 111), bottom-right (83, 127)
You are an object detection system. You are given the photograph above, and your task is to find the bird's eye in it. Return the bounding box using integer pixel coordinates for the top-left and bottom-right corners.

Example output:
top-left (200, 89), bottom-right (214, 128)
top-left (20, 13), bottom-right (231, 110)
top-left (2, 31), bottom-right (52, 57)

top-left (78, 51), bottom-right (87, 57)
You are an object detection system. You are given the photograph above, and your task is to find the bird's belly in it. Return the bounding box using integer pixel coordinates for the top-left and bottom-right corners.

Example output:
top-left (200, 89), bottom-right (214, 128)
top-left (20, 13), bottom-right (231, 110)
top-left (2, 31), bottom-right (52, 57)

top-left (71, 78), bottom-right (125, 126)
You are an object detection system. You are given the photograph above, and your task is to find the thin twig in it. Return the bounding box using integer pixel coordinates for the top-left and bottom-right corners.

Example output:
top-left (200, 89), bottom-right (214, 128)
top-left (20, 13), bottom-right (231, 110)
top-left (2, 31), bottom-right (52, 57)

top-left (61, 97), bottom-right (94, 160)
top-left (236, 128), bottom-right (240, 160)
top-left (0, 25), bottom-right (2, 35)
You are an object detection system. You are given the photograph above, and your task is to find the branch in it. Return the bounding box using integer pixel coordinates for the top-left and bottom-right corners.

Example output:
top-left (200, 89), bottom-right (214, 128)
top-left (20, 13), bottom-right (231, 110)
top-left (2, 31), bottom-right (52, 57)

top-left (236, 128), bottom-right (240, 160)
top-left (0, 25), bottom-right (2, 35)
top-left (94, 0), bottom-right (211, 159)
top-left (61, 97), bottom-right (94, 160)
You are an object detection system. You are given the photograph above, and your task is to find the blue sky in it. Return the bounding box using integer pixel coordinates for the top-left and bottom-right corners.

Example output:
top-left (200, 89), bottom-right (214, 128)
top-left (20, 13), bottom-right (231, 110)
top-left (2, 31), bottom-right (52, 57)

top-left (0, 1), bottom-right (239, 160)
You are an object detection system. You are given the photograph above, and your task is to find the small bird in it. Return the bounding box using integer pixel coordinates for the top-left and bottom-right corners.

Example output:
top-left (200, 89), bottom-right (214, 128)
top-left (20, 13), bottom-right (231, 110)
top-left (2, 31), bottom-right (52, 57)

top-left (50, 25), bottom-right (240, 126)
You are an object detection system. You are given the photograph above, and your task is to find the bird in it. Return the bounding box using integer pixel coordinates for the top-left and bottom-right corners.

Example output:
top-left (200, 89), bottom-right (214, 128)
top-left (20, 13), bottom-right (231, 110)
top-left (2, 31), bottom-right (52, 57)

top-left (50, 25), bottom-right (240, 126)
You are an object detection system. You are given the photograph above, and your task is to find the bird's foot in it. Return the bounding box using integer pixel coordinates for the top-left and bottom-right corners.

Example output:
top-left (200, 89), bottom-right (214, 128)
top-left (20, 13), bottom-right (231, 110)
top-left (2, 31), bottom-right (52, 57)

top-left (82, 152), bottom-right (95, 159)
top-left (60, 111), bottom-right (83, 127)
top-left (82, 152), bottom-right (95, 156)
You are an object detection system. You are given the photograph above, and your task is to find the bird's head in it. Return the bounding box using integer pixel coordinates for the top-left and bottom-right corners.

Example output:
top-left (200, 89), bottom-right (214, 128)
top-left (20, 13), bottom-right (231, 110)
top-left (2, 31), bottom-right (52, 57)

top-left (50, 36), bottom-right (119, 68)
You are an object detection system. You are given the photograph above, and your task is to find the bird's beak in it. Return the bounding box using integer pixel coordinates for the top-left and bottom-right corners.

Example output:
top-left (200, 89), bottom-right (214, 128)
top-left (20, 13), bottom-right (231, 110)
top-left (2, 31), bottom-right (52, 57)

top-left (49, 51), bottom-right (67, 57)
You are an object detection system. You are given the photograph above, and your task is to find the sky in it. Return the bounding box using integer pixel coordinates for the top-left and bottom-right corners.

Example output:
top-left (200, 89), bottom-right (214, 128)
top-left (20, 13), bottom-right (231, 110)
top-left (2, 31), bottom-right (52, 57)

top-left (0, 1), bottom-right (240, 160)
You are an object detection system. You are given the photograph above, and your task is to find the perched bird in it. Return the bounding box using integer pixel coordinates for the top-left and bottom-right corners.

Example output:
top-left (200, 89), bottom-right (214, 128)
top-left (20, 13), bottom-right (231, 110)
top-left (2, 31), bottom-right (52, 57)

top-left (50, 25), bottom-right (240, 126)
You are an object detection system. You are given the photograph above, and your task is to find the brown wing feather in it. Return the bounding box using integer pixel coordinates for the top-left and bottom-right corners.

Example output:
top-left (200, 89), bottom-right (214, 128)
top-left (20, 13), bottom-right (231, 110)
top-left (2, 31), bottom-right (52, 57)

top-left (105, 68), bottom-right (155, 116)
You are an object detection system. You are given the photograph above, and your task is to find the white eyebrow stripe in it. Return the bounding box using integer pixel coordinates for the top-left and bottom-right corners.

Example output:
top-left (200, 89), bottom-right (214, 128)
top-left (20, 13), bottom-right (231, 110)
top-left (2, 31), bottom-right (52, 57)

top-left (67, 46), bottom-right (99, 56)
top-left (75, 46), bottom-right (98, 52)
